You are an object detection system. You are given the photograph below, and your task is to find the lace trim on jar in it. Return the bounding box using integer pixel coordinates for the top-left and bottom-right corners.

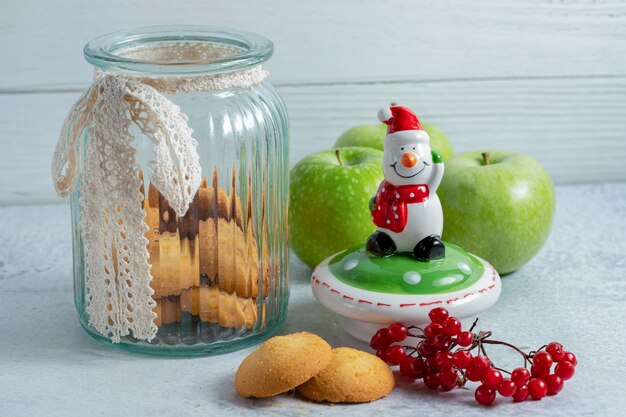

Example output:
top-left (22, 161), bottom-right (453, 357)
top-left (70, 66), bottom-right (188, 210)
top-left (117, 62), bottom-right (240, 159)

top-left (52, 44), bottom-right (266, 341)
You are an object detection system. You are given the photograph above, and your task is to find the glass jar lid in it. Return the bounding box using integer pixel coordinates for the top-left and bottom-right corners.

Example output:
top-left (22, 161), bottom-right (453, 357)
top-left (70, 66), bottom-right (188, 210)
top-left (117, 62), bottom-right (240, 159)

top-left (84, 25), bottom-right (273, 76)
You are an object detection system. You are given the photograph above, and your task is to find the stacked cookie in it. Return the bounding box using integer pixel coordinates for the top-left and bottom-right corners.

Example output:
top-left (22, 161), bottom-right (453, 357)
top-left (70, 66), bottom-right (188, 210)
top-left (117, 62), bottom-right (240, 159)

top-left (235, 333), bottom-right (395, 403)
top-left (143, 169), bottom-right (268, 329)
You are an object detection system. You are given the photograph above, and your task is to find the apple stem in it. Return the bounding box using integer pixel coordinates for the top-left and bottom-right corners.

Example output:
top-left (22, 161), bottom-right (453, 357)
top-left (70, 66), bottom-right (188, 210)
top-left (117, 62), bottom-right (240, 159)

top-left (335, 149), bottom-right (344, 166)
top-left (482, 152), bottom-right (490, 166)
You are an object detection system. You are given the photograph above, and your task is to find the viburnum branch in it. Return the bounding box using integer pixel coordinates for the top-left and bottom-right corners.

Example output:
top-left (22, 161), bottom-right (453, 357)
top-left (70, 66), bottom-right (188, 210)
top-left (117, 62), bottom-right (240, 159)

top-left (492, 365), bottom-right (512, 375)
top-left (468, 317), bottom-right (480, 333)
top-left (480, 343), bottom-right (489, 359)
top-left (482, 339), bottom-right (534, 365)
top-left (370, 307), bottom-right (577, 406)
top-left (406, 332), bottom-right (428, 340)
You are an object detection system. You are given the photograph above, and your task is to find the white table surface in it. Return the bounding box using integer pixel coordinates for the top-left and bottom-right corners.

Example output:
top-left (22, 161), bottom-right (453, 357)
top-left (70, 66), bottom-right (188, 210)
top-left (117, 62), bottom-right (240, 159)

top-left (1, 183), bottom-right (625, 417)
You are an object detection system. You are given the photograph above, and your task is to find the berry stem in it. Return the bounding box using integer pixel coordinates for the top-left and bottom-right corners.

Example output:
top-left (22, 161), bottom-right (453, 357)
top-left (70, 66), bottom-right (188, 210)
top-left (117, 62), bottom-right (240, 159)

top-left (480, 343), bottom-right (489, 358)
top-left (492, 365), bottom-right (512, 375)
top-left (468, 317), bottom-right (480, 333)
top-left (476, 330), bottom-right (490, 360)
top-left (482, 339), bottom-right (533, 365)
top-left (407, 325), bottom-right (427, 339)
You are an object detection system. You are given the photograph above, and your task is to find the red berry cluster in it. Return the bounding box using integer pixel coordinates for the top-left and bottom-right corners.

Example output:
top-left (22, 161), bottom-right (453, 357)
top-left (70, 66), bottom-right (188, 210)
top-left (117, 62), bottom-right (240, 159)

top-left (370, 308), bottom-right (577, 406)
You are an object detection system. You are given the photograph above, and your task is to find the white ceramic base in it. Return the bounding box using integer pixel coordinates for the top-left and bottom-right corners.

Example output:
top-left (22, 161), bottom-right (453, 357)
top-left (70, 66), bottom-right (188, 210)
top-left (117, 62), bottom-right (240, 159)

top-left (339, 316), bottom-right (421, 342)
top-left (312, 252), bottom-right (501, 342)
top-left (341, 316), bottom-right (478, 343)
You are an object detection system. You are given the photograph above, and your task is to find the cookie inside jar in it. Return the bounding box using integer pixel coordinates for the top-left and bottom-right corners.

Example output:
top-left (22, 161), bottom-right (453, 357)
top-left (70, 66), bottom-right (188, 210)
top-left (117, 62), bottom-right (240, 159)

top-left (141, 168), bottom-right (270, 344)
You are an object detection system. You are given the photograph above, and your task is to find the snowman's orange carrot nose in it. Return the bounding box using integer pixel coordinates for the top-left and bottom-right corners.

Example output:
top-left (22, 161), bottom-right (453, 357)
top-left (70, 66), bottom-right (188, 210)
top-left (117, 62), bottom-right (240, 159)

top-left (401, 152), bottom-right (418, 168)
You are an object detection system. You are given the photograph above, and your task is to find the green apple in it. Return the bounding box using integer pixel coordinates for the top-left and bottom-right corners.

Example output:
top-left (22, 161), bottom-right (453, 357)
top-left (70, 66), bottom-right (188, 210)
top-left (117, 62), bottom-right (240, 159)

top-left (290, 147), bottom-right (384, 268)
top-left (438, 151), bottom-right (555, 275)
top-left (334, 122), bottom-right (454, 160)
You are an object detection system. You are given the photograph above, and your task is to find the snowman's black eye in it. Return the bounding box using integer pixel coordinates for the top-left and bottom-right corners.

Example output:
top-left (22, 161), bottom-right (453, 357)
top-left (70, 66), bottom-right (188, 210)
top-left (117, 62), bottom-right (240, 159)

top-left (412, 147), bottom-right (416, 150)
top-left (401, 147), bottom-right (404, 150)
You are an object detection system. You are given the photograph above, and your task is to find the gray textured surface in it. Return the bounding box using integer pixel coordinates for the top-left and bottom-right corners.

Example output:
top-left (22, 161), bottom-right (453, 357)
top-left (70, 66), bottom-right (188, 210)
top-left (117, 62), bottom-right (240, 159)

top-left (1, 183), bottom-right (625, 416)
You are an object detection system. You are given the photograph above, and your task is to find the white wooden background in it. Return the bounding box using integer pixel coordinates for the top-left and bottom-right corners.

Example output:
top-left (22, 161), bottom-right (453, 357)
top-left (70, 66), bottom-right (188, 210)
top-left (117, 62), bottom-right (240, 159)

top-left (1, 0), bottom-right (626, 204)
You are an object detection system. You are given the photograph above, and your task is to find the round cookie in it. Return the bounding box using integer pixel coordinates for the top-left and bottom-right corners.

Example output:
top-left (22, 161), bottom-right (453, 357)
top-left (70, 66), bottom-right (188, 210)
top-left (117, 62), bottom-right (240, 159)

top-left (235, 332), bottom-right (333, 398)
top-left (296, 347), bottom-right (395, 403)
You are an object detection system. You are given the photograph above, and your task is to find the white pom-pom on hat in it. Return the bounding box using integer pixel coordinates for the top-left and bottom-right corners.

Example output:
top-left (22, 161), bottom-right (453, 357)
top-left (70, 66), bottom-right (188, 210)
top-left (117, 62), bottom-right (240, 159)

top-left (378, 107), bottom-right (393, 123)
top-left (377, 106), bottom-right (429, 144)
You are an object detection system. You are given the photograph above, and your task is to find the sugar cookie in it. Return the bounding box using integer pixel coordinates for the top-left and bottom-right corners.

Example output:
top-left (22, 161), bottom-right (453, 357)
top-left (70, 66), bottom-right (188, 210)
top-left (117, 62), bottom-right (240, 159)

top-left (235, 332), bottom-right (332, 398)
top-left (296, 347), bottom-right (395, 403)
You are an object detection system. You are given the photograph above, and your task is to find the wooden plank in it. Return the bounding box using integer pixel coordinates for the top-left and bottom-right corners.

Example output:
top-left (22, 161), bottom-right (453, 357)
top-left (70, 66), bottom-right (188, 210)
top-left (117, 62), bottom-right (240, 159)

top-left (2, 0), bottom-right (626, 89)
top-left (282, 76), bottom-right (626, 186)
top-left (1, 75), bottom-right (625, 204)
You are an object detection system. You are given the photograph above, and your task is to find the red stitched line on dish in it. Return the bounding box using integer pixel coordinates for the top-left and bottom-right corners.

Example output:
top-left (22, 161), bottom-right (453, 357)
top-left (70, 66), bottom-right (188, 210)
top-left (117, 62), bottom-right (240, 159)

top-left (420, 300), bottom-right (443, 306)
top-left (313, 263), bottom-right (498, 308)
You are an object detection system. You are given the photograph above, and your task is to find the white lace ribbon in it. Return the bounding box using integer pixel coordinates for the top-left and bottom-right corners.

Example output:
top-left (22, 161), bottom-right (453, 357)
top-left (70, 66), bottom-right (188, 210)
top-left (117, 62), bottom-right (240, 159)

top-left (52, 71), bottom-right (205, 342)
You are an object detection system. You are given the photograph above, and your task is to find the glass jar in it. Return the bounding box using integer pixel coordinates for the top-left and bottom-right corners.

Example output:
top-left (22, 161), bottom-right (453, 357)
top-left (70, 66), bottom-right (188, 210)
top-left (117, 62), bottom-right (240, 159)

top-left (55, 26), bottom-right (289, 356)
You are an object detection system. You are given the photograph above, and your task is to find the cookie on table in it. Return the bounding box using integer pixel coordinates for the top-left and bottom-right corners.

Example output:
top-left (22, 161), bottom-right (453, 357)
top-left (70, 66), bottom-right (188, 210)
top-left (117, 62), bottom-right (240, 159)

top-left (296, 347), bottom-right (395, 403)
top-left (235, 332), bottom-right (333, 398)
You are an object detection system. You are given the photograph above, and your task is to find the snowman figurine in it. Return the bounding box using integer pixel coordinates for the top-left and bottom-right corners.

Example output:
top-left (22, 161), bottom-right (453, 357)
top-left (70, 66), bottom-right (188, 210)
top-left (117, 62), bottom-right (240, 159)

top-left (366, 106), bottom-right (446, 261)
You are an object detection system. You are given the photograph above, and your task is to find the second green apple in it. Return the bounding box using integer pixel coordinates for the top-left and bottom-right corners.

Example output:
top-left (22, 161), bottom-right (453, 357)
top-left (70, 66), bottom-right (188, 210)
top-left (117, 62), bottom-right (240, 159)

top-left (289, 147), bottom-right (384, 268)
top-left (334, 122), bottom-right (454, 161)
top-left (438, 151), bottom-right (555, 274)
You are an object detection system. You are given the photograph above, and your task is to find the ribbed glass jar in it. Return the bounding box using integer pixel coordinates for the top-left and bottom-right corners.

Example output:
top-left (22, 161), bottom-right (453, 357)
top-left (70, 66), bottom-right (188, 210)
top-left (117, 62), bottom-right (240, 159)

top-left (70, 26), bottom-right (289, 356)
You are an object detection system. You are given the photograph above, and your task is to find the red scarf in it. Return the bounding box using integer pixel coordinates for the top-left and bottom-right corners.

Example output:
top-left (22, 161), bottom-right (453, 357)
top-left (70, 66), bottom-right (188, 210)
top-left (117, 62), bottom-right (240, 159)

top-left (371, 180), bottom-right (429, 233)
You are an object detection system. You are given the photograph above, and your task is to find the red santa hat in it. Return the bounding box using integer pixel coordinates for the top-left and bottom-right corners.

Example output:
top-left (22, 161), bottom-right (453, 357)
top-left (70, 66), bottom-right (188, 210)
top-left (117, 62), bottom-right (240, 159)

top-left (378, 106), bottom-right (429, 144)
